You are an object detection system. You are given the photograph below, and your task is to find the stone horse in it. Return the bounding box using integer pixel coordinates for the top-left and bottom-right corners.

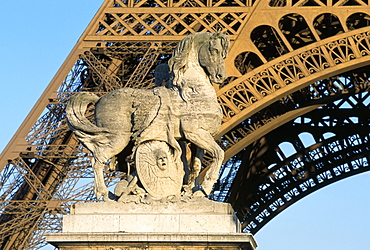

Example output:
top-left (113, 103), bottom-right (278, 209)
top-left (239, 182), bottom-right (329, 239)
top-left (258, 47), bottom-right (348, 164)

top-left (66, 32), bottom-right (230, 201)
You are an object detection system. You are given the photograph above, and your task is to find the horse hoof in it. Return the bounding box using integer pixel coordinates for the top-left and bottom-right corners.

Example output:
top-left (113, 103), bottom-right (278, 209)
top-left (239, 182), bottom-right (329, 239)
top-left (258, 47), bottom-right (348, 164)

top-left (96, 192), bottom-right (103, 200)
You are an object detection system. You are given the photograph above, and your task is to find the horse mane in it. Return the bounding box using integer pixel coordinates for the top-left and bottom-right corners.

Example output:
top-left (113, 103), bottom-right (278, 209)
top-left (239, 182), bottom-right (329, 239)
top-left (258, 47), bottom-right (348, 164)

top-left (168, 32), bottom-right (229, 98)
top-left (168, 33), bottom-right (197, 91)
top-left (213, 32), bottom-right (230, 59)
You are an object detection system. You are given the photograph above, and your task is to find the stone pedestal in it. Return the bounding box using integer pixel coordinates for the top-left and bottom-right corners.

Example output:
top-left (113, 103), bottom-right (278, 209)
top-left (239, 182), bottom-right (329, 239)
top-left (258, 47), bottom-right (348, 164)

top-left (46, 200), bottom-right (257, 250)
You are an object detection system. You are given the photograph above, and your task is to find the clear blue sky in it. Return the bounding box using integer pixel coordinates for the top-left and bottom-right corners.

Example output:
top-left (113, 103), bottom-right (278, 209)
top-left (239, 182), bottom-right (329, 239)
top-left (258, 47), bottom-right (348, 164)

top-left (1, 1), bottom-right (370, 250)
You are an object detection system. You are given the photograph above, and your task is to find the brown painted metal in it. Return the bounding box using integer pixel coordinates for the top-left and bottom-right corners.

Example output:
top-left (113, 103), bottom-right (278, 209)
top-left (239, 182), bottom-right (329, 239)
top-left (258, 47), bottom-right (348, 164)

top-left (0, 0), bottom-right (370, 248)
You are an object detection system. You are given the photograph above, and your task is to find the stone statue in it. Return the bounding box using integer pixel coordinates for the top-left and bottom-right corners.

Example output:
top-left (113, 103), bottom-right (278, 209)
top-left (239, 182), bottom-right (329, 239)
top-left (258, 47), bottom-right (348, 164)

top-left (66, 32), bottom-right (230, 202)
top-left (136, 141), bottom-right (183, 199)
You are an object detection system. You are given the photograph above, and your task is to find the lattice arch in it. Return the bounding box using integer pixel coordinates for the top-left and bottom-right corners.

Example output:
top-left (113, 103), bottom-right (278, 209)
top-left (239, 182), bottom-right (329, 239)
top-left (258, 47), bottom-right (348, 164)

top-left (215, 89), bottom-right (370, 233)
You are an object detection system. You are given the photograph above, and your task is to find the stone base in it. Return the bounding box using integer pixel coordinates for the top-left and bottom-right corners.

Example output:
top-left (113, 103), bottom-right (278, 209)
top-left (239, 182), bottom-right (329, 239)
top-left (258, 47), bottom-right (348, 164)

top-left (46, 200), bottom-right (257, 249)
top-left (63, 200), bottom-right (240, 234)
top-left (46, 232), bottom-right (257, 250)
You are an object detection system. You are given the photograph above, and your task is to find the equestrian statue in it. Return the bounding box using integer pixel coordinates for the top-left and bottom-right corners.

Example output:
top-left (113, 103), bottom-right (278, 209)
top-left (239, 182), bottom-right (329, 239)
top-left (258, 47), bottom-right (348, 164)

top-left (66, 32), bottom-right (230, 202)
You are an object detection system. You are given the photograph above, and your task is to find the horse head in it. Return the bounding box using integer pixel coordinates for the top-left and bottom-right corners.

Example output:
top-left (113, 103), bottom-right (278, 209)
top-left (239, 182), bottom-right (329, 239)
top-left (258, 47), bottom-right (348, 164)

top-left (168, 32), bottom-right (230, 89)
top-left (198, 32), bottom-right (230, 84)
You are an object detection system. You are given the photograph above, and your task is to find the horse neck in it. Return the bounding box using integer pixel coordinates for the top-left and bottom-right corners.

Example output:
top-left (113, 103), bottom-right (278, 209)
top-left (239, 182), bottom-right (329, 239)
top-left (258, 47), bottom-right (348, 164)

top-left (181, 45), bottom-right (202, 78)
top-left (181, 46), bottom-right (215, 93)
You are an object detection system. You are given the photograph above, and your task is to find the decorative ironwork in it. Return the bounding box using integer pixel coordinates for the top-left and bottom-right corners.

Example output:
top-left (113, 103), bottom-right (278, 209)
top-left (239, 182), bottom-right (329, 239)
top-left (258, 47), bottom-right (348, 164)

top-left (217, 65), bottom-right (370, 159)
top-left (218, 29), bottom-right (370, 127)
top-left (218, 91), bottom-right (370, 234)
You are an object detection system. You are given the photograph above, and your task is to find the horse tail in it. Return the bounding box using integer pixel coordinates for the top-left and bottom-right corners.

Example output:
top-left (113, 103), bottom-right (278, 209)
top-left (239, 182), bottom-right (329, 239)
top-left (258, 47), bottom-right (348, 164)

top-left (66, 92), bottom-right (107, 134)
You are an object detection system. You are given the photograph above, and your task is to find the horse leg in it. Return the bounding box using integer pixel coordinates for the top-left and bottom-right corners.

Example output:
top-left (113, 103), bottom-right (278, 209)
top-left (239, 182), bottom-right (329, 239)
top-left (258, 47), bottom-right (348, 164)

top-left (184, 129), bottom-right (224, 195)
top-left (187, 144), bottom-right (204, 189)
top-left (91, 134), bottom-right (131, 201)
top-left (91, 158), bottom-right (110, 201)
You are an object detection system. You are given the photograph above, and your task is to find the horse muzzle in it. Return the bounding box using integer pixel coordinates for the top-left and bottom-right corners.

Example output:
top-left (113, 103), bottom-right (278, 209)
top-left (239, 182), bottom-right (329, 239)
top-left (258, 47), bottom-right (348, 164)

top-left (210, 72), bottom-right (227, 84)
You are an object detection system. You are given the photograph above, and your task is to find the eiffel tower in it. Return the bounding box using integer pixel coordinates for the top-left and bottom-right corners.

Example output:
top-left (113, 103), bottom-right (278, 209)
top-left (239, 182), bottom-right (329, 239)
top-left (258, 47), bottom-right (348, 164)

top-left (1, 0), bottom-right (370, 249)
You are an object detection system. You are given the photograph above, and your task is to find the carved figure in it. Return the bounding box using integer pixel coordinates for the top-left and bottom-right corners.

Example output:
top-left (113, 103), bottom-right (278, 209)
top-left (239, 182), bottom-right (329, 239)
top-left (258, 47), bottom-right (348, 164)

top-left (66, 32), bottom-right (230, 201)
top-left (136, 141), bottom-right (183, 199)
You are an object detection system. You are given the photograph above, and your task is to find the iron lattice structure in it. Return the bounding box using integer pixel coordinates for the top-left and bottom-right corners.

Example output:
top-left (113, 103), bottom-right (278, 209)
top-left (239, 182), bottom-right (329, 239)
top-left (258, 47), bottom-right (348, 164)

top-left (0, 0), bottom-right (370, 248)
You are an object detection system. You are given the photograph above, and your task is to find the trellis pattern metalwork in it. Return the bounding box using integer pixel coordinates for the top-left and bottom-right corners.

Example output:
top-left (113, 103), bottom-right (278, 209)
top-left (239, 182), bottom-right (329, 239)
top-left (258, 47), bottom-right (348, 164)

top-left (218, 91), bottom-right (370, 233)
top-left (91, 0), bottom-right (251, 40)
top-left (218, 29), bottom-right (370, 128)
top-left (217, 65), bottom-right (370, 160)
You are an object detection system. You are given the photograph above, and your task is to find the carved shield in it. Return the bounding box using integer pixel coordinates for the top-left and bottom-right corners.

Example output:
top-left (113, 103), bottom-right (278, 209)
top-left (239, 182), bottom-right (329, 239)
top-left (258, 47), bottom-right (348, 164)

top-left (135, 141), bottom-right (184, 199)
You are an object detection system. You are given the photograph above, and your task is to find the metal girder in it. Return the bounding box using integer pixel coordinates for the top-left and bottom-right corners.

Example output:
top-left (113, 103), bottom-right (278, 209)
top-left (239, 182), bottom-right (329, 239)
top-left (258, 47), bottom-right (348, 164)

top-left (216, 90), bottom-right (370, 233)
top-left (0, 0), bottom-right (370, 248)
top-left (217, 65), bottom-right (370, 160)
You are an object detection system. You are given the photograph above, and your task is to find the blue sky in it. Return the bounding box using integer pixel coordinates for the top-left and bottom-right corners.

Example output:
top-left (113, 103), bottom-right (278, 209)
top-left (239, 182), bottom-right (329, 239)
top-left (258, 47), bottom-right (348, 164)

top-left (1, 1), bottom-right (370, 250)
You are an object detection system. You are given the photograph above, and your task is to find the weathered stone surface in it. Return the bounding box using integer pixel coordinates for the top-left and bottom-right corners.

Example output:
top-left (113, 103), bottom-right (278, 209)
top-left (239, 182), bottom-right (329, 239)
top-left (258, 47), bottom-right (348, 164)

top-left (46, 232), bottom-right (258, 250)
top-left (135, 141), bottom-right (184, 199)
top-left (63, 213), bottom-right (239, 233)
top-left (66, 32), bottom-right (230, 201)
top-left (50, 33), bottom-right (256, 250)
top-left (47, 201), bottom-right (257, 249)
top-left (70, 199), bottom-right (234, 215)
top-left (64, 201), bottom-right (240, 234)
